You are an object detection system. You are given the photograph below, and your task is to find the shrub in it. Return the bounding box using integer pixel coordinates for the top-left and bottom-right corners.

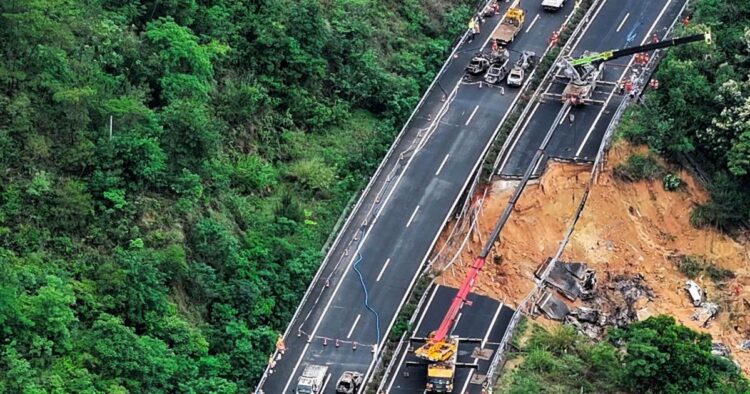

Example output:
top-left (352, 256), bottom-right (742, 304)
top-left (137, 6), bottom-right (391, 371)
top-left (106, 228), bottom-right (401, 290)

top-left (705, 264), bottom-right (735, 283)
top-left (690, 172), bottom-right (750, 230)
top-left (677, 255), bottom-right (705, 278)
top-left (614, 154), bottom-right (664, 181)
top-left (662, 173), bottom-right (683, 191)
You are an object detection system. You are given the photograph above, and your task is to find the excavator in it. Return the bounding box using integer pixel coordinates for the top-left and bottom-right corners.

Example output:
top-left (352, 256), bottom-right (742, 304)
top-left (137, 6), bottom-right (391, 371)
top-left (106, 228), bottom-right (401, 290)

top-left (552, 32), bottom-right (711, 105)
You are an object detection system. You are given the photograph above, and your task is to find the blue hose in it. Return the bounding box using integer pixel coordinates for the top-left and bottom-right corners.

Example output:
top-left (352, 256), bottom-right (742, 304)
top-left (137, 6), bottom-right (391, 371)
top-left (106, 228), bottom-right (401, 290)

top-left (352, 252), bottom-right (381, 344)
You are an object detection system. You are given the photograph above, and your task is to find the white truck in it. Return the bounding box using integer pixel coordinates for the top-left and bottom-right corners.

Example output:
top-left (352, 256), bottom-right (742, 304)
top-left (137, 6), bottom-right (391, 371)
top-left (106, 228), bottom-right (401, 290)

top-left (541, 0), bottom-right (565, 11)
top-left (296, 365), bottom-right (330, 394)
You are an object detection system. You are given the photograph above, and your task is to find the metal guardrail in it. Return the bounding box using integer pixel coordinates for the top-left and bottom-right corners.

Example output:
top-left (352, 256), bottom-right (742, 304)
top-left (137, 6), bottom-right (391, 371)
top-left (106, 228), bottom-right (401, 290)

top-left (372, 1), bottom-right (599, 390)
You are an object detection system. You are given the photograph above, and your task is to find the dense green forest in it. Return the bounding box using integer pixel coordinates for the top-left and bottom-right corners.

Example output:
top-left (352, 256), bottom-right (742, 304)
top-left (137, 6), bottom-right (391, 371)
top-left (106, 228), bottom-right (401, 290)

top-left (499, 316), bottom-right (750, 393)
top-left (619, 0), bottom-right (750, 230)
top-left (0, 0), bottom-right (474, 391)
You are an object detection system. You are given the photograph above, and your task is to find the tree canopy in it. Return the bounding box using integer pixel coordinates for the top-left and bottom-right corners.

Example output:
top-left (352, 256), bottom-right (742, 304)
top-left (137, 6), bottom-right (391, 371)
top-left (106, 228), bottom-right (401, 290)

top-left (618, 0), bottom-right (750, 230)
top-left (500, 316), bottom-right (750, 394)
top-left (0, 0), bottom-right (473, 391)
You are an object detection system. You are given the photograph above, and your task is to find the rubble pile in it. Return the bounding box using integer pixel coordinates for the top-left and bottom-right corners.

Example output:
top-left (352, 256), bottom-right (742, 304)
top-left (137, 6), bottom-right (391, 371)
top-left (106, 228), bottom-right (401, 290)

top-left (535, 259), bottom-right (658, 339)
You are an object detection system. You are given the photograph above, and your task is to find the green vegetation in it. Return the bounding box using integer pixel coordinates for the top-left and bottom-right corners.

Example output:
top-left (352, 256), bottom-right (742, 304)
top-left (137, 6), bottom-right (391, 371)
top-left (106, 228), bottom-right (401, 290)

top-left (675, 254), bottom-right (735, 284)
top-left (499, 316), bottom-right (750, 394)
top-left (662, 172), bottom-right (683, 191)
top-left (614, 153), bottom-right (665, 181)
top-left (618, 0), bottom-right (750, 230)
top-left (0, 0), bottom-right (474, 391)
top-left (677, 254), bottom-right (708, 278)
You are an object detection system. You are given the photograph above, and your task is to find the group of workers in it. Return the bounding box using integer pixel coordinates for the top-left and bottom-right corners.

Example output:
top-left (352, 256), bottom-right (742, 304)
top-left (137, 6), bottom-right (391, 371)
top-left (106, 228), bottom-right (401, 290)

top-left (468, 0), bottom-right (501, 42)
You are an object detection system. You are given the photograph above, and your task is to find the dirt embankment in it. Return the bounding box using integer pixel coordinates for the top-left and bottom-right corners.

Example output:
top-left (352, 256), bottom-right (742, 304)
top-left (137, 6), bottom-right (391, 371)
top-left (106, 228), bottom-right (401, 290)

top-left (436, 142), bottom-right (750, 373)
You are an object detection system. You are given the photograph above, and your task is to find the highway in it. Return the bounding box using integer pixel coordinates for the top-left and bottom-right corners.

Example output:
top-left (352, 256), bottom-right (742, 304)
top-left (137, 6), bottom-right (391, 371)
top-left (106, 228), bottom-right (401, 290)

top-left (256, 2), bottom-right (574, 393)
top-left (498, 0), bottom-right (688, 178)
top-left (384, 286), bottom-right (514, 394)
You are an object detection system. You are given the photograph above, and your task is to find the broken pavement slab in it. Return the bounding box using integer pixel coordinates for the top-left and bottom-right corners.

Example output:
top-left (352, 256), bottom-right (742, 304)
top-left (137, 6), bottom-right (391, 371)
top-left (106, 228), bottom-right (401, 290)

top-left (471, 347), bottom-right (494, 360)
top-left (537, 290), bottom-right (570, 320)
top-left (543, 259), bottom-right (594, 300)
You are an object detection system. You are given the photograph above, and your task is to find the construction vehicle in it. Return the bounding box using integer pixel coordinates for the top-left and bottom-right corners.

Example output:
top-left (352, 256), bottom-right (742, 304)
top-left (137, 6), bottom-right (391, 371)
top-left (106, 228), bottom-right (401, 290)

top-left (491, 7), bottom-right (525, 46)
top-left (296, 364), bottom-right (329, 394)
top-left (335, 371), bottom-right (363, 394)
top-left (555, 32), bottom-right (710, 105)
top-left (541, 0), bottom-right (565, 11)
top-left (507, 50), bottom-right (537, 87)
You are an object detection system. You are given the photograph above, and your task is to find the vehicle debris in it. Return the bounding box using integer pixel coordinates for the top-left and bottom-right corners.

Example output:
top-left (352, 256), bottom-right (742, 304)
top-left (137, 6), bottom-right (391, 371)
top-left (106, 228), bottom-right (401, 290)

top-left (692, 302), bottom-right (719, 328)
top-left (565, 307), bottom-right (606, 339)
top-left (712, 342), bottom-right (731, 358)
top-left (335, 371), bottom-right (362, 394)
top-left (685, 280), bottom-right (704, 306)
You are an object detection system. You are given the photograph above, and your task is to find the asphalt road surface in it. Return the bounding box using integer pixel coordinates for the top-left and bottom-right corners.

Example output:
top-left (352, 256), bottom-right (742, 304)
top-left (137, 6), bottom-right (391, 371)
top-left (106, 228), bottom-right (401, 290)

top-left (256, 2), bottom-right (574, 393)
top-left (384, 285), bottom-right (515, 394)
top-left (498, 0), bottom-right (688, 178)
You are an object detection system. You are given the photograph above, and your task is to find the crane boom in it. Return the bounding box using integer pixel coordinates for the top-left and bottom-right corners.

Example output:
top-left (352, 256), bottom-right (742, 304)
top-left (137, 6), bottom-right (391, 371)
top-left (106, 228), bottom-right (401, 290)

top-left (570, 33), bottom-right (709, 67)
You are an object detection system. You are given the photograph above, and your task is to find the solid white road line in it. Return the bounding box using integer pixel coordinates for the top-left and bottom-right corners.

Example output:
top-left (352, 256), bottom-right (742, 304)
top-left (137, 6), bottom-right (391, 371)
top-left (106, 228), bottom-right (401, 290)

top-left (574, 0), bottom-right (673, 157)
top-left (365, 10), bottom-right (519, 384)
top-left (453, 312), bottom-right (463, 333)
top-left (406, 205), bottom-right (420, 228)
top-left (347, 314), bottom-right (362, 338)
top-left (414, 285), bottom-right (440, 332)
top-left (435, 154), bottom-right (450, 176)
top-left (617, 12), bottom-right (631, 32)
top-left (465, 105), bottom-right (480, 126)
top-left (458, 303), bottom-right (504, 394)
top-left (386, 286), bottom-right (441, 393)
top-left (526, 14), bottom-right (541, 33)
top-left (281, 5), bottom-right (523, 391)
top-left (376, 258), bottom-right (391, 282)
top-left (559, 104), bottom-right (572, 125)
